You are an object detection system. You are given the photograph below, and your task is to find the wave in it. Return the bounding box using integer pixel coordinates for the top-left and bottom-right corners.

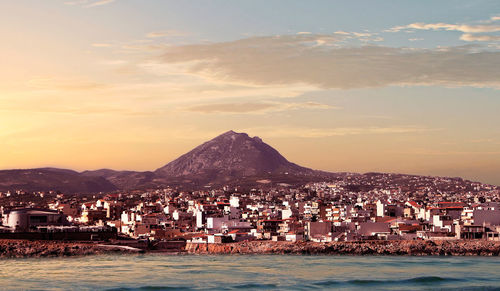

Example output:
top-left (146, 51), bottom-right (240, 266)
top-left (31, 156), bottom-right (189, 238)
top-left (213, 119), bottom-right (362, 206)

top-left (406, 276), bottom-right (458, 283)
top-left (107, 283), bottom-right (278, 291)
top-left (106, 286), bottom-right (194, 291)
top-left (437, 287), bottom-right (500, 291)
top-left (105, 283), bottom-right (500, 291)
top-left (312, 276), bottom-right (465, 287)
top-left (312, 280), bottom-right (341, 287)
top-left (229, 283), bottom-right (278, 289)
top-left (351, 276), bottom-right (464, 285)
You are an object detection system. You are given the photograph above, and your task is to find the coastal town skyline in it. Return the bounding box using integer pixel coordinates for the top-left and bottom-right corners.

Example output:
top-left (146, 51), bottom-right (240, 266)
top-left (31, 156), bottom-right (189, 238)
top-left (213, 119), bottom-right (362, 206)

top-left (2, 2), bottom-right (500, 289)
top-left (1, 0), bottom-right (499, 186)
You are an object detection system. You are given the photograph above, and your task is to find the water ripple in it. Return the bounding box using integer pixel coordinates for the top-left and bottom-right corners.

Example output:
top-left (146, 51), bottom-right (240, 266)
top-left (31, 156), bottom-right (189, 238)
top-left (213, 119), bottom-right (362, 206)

top-left (1, 255), bottom-right (500, 290)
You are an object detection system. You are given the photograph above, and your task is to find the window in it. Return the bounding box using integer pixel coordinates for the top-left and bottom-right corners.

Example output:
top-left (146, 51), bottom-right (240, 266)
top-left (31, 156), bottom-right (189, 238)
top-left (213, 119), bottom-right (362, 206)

top-left (30, 215), bottom-right (48, 224)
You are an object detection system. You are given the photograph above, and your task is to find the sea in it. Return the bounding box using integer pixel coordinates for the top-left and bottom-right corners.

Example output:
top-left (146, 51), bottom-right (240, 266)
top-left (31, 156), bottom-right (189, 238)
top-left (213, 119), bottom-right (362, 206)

top-left (1, 254), bottom-right (500, 290)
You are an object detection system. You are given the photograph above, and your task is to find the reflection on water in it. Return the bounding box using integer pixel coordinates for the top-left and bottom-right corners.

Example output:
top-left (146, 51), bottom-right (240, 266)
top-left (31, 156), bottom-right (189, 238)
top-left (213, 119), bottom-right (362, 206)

top-left (1, 255), bottom-right (500, 290)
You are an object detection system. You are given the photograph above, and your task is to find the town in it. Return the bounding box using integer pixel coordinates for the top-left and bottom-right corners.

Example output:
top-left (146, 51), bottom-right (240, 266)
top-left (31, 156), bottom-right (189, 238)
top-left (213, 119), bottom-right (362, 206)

top-left (1, 172), bottom-right (499, 249)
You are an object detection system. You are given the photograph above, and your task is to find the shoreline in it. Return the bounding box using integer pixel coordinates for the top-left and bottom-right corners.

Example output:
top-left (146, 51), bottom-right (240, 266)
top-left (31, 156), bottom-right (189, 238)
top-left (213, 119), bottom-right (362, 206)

top-left (0, 239), bottom-right (143, 258)
top-left (185, 240), bottom-right (500, 256)
top-left (2, 239), bottom-right (500, 258)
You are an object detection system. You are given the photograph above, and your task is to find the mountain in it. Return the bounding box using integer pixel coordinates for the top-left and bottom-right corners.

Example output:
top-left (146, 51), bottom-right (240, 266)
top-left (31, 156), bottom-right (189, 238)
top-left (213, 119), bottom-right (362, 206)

top-left (0, 168), bottom-right (117, 193)
top-left (154, 130), bottom-right (334, 187)
top-left (0, 131), bottom-right (338, 192)
top-left (155, 130), bottom-right (307, 176)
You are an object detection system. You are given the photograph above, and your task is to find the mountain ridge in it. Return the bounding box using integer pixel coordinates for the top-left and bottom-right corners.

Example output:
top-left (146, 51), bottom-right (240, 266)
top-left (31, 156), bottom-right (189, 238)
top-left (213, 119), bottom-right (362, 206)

top-left (0, 130), bottom-right (497, 193)
top-left (0, 130), bottom-right (335, 192)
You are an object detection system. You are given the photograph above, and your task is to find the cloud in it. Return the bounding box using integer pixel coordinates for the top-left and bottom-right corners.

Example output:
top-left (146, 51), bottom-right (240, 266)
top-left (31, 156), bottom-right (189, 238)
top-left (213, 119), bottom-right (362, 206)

top-left (389, 22), bottom-right (500, 33)
top-left (185, 102), bottom-right (275, 114)
top-left (240, 126), bottom-right (438, 138)
top-left (146, 30), bottom-right (186, 38)
top-left (99, 59), bottom-right (127, 65)
top-left (388, 19), bottom-right (500, 43)
top-left (352, 32), bottom-right (373, 37)
top-left (64, 0), bottom-right (88, 5)
top-left (460, 33), bottom-right (500, 42)
top-left (397, 149), bottom-right (500, 156)
top-left (64, 0), bottom-right (116, 7)
top-left (86, 0), bottom-right (115, 7)
top-left (159, 34), bottom-right (500, 89)
top-left (26, 77), bottom-right (106, 91)
top-left (92, 43), bottom-right (112, 47)
top-left (330, 31), bottom-right (382, 42)
top-left (184, 101), bottom-right (337, 114)
top-left (0, 105), bottom-right (140, 116)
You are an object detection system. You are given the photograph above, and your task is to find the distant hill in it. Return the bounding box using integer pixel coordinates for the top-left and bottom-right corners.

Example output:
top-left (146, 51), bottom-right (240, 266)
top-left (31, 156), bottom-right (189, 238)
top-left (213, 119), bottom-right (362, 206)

top-left (81, 169), bottom-right (156, 190)
top-left (0, 168), bottom-right (117, 193)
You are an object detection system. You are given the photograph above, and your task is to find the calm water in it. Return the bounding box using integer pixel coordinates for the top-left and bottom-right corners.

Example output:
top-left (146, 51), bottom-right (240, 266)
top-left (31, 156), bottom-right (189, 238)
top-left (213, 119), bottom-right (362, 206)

top-left (1, 254), bottom-right (500, 290)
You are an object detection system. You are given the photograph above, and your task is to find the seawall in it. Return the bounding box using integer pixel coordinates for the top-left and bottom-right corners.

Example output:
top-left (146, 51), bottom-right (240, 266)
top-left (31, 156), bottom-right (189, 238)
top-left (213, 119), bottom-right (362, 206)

top-left (185, 240), bottom-right (500, 256)
top-left (4, 239), bottom-right (500, 257)
top-left (0, 239), bottom-right (141, 258)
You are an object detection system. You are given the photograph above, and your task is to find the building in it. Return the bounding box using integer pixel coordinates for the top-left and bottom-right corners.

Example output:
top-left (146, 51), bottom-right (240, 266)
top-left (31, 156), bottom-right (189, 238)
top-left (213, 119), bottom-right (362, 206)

top-left (2, 208), bottom-right (68, 232)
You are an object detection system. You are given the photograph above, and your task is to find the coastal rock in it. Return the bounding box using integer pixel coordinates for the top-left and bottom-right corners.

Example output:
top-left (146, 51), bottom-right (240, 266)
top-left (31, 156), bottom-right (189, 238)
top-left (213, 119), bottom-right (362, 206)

top-left (0, 240), bottom-right (139, 258)
top-left (185, 240), bottom-right (500, 256)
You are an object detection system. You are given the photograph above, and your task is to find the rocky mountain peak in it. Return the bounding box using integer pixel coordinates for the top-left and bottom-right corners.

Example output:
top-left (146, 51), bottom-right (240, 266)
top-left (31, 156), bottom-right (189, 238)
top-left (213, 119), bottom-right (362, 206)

top-left (154, 131), bottom-right (312, 182)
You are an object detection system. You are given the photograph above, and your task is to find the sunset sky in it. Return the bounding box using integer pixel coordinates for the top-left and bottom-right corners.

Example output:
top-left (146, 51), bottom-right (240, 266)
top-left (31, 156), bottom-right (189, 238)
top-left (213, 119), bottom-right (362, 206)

top-left (1, 0), bottom-right (499, 185)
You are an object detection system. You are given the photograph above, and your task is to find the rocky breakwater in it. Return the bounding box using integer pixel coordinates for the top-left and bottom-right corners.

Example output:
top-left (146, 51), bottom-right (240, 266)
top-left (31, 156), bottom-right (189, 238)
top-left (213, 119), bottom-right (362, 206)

top-left (186, 240), bottom-right (500, 256)
top-left (0, 240), bottom-right (141, 258)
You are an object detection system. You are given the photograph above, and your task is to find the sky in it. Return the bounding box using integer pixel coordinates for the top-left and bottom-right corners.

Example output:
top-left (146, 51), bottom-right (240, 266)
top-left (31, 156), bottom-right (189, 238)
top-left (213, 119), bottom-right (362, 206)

top-left (0, 0), bottom-right (499, 185)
